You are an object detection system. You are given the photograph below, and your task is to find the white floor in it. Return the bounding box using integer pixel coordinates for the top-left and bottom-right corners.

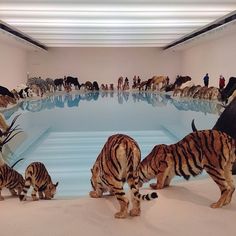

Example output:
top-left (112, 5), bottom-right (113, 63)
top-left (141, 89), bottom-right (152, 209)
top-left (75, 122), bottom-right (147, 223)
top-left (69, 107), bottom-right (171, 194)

top-left (1, 176), bottom-right (235, 236)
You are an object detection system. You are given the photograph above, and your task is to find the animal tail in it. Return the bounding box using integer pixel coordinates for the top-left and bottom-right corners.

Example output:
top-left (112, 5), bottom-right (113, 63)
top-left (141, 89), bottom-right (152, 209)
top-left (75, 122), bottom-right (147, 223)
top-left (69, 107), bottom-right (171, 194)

top-left (131, 185), bottom-right (158, 201)
top-left (191, 119), bottom-right (198, 132)
top-left (19, 176), bottom-right (31, 201)
top-left (11, 158), bottom-right (24, 168)
top-left (127, 152), bottom-right (158, 201)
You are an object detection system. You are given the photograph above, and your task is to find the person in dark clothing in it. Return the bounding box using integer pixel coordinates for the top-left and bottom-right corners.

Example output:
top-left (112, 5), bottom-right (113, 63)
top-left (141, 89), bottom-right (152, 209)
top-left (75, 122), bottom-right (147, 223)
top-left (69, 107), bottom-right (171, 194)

top-left (203, 73), bottom-right (209, 87)
top-left (219, 75), bottom-right (225, 90)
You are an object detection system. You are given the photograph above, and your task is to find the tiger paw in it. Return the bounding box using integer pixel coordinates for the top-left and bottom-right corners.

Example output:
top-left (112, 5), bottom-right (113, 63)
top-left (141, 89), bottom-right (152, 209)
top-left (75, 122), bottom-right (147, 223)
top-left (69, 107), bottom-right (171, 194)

top-left (114, 211), bottom-right (128, 219)
top-left (210, 202), bottom-right (222, 208)
top-left (129, 208), bottom-right (141, 217)
top-left (89, 191), bottom-right (101, 198)
top-left (32, 196), bottom-right (39, 201)
top-left (150, 183), bottom-right (158, 189)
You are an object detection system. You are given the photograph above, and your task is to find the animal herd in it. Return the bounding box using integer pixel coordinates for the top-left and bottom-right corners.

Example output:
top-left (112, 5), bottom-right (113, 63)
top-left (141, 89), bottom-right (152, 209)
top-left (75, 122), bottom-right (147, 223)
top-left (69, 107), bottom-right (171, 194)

top-left (1, 96), bottom-right (236, 219)
top-left (0, 75), bottom-right (236, 109)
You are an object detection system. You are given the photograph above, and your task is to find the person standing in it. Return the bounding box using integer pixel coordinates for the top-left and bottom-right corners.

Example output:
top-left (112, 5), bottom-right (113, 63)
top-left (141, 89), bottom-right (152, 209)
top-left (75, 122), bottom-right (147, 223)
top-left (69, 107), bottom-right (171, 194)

top-left (219, 75), bottom-right (225, 90)
top-left (203, 73), bottom-right (209, 87)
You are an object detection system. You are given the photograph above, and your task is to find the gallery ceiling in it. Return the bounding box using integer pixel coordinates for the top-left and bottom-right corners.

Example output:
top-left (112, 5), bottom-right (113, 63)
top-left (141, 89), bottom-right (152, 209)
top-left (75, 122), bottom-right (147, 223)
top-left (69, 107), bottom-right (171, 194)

top-left (1, 0), bottom-right (236, 48)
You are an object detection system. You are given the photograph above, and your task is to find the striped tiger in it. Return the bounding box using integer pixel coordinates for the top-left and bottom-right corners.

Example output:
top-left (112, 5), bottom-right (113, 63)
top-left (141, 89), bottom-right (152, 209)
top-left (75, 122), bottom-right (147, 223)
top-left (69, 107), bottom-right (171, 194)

top-left (139, 130), bottom-right (236, 208)
top-left (90, 134), bottom-right (158, 219)
top-left (0, 163), bottom-right (25, 200)
top-left (19, 162), bottom-right (58, 201)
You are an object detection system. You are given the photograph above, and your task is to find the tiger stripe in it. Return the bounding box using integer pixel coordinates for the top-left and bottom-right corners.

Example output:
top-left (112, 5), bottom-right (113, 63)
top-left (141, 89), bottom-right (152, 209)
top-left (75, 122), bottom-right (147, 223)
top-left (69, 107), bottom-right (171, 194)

top-left (90, 134), bottom-right (158, 218)
top-left (139, 130), bottom-right (236, 208)
top-left (0, 163), bottom-right (25, 200)
top-left (19, 162), bottom-right (58, 201)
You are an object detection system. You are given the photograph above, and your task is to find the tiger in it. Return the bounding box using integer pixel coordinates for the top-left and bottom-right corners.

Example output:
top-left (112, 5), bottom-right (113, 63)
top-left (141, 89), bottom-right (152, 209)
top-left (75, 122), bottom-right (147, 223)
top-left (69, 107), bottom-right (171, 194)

top-left (90, 134), bottom-right (158, 219)
top-left (0, 163), bottom-right (25, 200)
top-left (139, 130), bottom-right (236, 208)
top-left (19, 162), bottom-right (58, 201)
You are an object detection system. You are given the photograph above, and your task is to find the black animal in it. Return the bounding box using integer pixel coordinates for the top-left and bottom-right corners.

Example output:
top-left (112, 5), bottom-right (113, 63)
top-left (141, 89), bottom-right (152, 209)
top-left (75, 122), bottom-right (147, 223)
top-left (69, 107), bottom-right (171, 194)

top-left (191, 97), bottom-right (236, 174)
top-left (65, 76), bottom-right (80, 89)
top-left (54, 79), bottom-right (64, 91)
top-left (0, 86), bottom-right (15, 98)
top-left (220, 77), bottom-right (236, 103)
top-left (18, 87), bottom-right (32, 98)
top-left (93, 81), bottom-right (99, 91)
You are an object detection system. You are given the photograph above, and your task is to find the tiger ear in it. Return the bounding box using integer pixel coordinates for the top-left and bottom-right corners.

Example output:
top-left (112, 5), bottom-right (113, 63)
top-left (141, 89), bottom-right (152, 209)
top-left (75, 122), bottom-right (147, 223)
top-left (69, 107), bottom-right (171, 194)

top-left (90, 168), bottom-right (93, 173)
top-left (54, 182), bottom-right (59, 187)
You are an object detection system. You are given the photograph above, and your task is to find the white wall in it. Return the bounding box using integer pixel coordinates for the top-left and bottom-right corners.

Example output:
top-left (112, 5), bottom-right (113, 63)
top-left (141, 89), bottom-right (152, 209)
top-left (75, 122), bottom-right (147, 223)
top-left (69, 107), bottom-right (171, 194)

top-left (181, 31), bottom-right (236, 88)
top-left (28, 47), bottom-right (181, 84)
top-left (0, 40), bottom-right (28, 90)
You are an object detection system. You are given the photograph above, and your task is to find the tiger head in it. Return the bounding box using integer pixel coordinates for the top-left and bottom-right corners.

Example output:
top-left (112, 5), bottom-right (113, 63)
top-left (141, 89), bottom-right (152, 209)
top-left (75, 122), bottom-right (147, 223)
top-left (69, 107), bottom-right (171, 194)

top-left (44, 182), bottom-right (59, 199)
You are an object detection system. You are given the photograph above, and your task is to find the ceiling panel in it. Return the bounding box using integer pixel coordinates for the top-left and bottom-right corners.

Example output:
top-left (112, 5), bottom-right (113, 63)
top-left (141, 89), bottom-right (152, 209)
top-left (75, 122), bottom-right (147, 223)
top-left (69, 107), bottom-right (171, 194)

top-left (1, 1), bottom-right (236, 47)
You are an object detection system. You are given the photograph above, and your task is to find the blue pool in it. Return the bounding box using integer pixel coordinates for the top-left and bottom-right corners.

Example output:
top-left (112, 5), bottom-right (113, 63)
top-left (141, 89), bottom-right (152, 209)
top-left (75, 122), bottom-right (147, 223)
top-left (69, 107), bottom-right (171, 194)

top-left (2, 91), bottom-right (220, 197)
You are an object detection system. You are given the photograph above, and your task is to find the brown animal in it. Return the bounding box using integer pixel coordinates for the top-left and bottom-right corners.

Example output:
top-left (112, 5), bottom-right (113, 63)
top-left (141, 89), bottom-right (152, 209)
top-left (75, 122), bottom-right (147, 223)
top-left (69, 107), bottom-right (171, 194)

top-left (90, 134), bottom-right (158, 218)
top-left (139, 130), bottom-right (236, 208)
top-left (151, 76), bottom-right (168, 90)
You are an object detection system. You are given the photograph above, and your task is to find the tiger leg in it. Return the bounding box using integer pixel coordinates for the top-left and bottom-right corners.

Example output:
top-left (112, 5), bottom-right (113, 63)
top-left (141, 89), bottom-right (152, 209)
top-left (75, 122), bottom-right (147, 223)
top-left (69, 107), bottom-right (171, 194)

top-left (205, 167), bottom-right (231, 208)
top-left (128, 174), bottom-right (140, 217)
top-left (89, 183), bottom-right (103, 198)
top-left (0, 188), bottom-right (4, 200)
top-left (150, 156), bottom-right (172, 189)
top-left (223, 161), bottom-right (235, 205)
top-left (164, 172), bottom-right (175, 187)
top-left (9, 188), bottom-right (17, 196)
top-left (31, 188), bottom-right (39, 201)
top-left (38, 191), bottom-right (44, 199)
top-left (113, 185), bottom-right (129, 219)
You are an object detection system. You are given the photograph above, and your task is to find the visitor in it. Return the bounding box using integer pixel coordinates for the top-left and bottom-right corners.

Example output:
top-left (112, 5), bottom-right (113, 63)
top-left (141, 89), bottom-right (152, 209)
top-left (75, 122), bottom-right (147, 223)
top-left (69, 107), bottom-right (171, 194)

top-left (203, 73), bottom-right (209, 87)
top-left (219, 75), bottom-right (225, 90)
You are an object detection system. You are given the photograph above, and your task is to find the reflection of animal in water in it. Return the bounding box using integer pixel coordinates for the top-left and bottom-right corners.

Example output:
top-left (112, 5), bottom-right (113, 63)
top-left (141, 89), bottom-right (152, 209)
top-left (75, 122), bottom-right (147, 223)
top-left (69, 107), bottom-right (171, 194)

top-left (131, 92), bottom-right (170, 107)
top-left (54, 95), bottom-right (64, 108)
top-left (22, 100), bottom-right (43, 112)
top-left (64, 94), bottom-right (81, 107)
top-left (80, 92), bottom-right (100, 101)
top-left (123, 91), bottom-right (129, 102)
top-left (170, 97), bottom-right (221, 114)
top-left (117, 92), bottom-right (123, 104)
top-left (117, 91), bottom-right (130, 104)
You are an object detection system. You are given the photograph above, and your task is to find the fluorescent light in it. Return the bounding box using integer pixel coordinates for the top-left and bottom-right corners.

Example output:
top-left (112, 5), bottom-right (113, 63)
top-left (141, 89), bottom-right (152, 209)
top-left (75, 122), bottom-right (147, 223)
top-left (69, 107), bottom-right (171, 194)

top-left (1, 3), bottom-right (236, 12)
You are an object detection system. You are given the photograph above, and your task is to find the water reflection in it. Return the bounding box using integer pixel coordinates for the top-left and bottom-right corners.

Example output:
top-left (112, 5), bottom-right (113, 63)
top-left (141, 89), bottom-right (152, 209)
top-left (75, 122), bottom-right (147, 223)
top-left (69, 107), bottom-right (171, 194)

top-left (1, 91), bottom-right (222, 119)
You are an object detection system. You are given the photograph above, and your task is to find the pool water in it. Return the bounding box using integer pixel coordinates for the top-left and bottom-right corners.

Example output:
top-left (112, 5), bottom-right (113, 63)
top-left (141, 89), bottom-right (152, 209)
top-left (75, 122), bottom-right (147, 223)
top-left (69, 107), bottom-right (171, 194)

top-left (2, 91), bottom-right (220, 197)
